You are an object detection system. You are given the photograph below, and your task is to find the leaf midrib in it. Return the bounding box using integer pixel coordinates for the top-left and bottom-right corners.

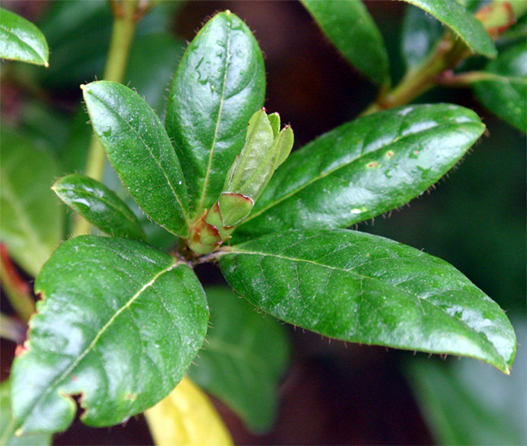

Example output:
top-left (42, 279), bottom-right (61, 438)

top-left (223, 247), bottom-right (501, 360)
top-left (21, 260), bottom-right (181, 429)
top-left (196, 17), bottom-right (233, 217)
top-left (242, 118), bottom-right (482, 225)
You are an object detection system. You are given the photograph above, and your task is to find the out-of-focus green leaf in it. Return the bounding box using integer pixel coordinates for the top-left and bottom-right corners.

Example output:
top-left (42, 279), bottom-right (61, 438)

top-left (0, 7), bottom-right (48, 66)
top-left (19, 102), bottom-right (70, 156)
top-left (53, 174), bottom-right (146, 240)
top-left (0, 380), bottom-right (52, 446)
top-left (125, 33), bottom-right (184, 117)
top-left (38, 0), bottom-right (110, 87)
top-left (37, 0), bottom-right (179, 88)
top-left (11, 236), bottom-right (209, 435)
top-left (165, 11), bottom-right (266, 218)
top-left (0, 127), bottom-right (63, 277)
top-left (401, 4), bottom-right (444, 68)
top-left (235, 104), bottom-right (484, 241)
top-left (58, 105), bottom-right (92, 175)
top-left (406, 317), bottom-right (526, 445)
top-left (499, 13), bottom-right (526, 45)
top-left (300, 0), bottom-right (389, 85)
top-left (82, 81), bottom-right (190, 238)
top-left (402, 0), bottom-right (497, 58)
top-left (189, 287), bottom-right (291, 432)
top-left (219, 230), bottom-right (516, 374)
top-left (473, 41), bottom-right (527, 132)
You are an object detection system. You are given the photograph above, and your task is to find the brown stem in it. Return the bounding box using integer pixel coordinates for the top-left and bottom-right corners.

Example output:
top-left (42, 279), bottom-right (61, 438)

top-left (0, 244), bottom-right (35, 323)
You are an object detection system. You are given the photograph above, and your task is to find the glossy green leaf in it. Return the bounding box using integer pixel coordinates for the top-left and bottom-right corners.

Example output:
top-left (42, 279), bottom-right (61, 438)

top-left (11, 236), bottom-right (209, 435)
top-left (406, 317), bottom-right (526, 445)
top-left (473, 42), bottom-right (527, 133)
top-left (0, 380), bottom-right (52, 446)
top-left (401, 4), bottom-right (444, 68)
top-left (300, 0), bottom-right (389, 85)
top-left (0, 127), bottom-right (63, 277)
top-left (188, 287), bottom-right (291, 432)
top-left (53, 174), bottom-right (146, 240)
top-left (82, 81), bottom-right (190, 237)
top-left (0, 7), bottom-right (48, 66)
top-left (236, 104), bottom-right (485, 241)
top-left (402, 0), bottom-right (496, 58)
top-left (219, 230), bottom-right (516, 373)
top-left (165, 11), bottom-right (266, 218)
top-left (102, 164), bottom-right (179, 252)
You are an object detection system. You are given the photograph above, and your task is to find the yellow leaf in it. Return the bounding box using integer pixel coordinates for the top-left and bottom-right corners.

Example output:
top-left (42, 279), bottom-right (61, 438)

top-left (144, 376), bottom-right (233, 446)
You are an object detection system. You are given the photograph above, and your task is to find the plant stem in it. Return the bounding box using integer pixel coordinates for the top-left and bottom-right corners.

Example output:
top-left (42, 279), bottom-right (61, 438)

top-left (0, 245), bottom-right (34, 323)
top-left (362, 32), bottom-right (470, 116)
top-left (0, 313), bottom-right (26, 343)
top-left (74, 0), bottom-right (140, 236)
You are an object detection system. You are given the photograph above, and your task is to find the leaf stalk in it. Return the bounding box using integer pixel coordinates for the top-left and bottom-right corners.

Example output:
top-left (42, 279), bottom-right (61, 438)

top-left (0, 244), bottom-right (34, 323)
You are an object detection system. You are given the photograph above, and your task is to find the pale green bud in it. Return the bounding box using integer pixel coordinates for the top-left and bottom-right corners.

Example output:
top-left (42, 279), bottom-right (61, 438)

top-left (224, 108), bottom-right (294, 202)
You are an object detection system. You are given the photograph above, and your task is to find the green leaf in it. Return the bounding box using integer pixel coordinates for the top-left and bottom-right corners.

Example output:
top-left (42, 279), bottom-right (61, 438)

top-left (82, 81), bottom-right (190, 238)
top-left (401, 4), bottom-right (444, 68)
top-left (406, 317), bottom-right (526, 445)
top-left (236, 104), bottom-right (485, 241)
top-left (53, 174), bottom-right (146, 240)
top-left (473, 42), bottom-right (527, 133)
top-left (11, 236), bottom-right (209, 435)
top-left (300, 0), bottom-right (389, 85)
top-left (37, 0), bottom-right (179, 88)
top-left (0, 127), bottom-right (63, 277)
top-left (219, 230), bottom-right (516, 374)
top-left (165, 11), bottom-right (266, 218)
top-left (188, 287), bottom-right (291, 432)
top-left (0, 7), bottom-right (49, 66)
top-left (401, 0), bottom-right (496, 58)
top-left (0, 380), bottom-right (52, 446)
top-left (102, 165), bottom-right (179, 252)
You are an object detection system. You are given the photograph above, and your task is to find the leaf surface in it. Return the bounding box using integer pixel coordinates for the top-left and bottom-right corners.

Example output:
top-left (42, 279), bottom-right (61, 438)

top-left (473, 42), bottom-right (527, 133)
top-left (300, 0), bottom-right (389, 85)
top-left (219, 230), bottom-right (516, 373)
top-left (0, 7), bottom-right (48, 66)
top-left (401, 0), bottom-right (496, 58)
top-left (406, 317), bottom-right (526, 445)
top-left (188, 287), bottom-right (290, 432)
top-left (144, 377), bottom-right (233, 446)
top-left (82, 81), bottom-right (190, 237)
top-left (0, 380), bottom-right (52, 446)
top-left (0, 127), bottom-right (63, 276)
top-left (165, 11), bottom-right (266, 218)
top-left (236, 104), bottom-right (484, 241)
top-left (53, 174), bottom-right (146, 240)
top-left (11, 236), bottom-right (209, 434)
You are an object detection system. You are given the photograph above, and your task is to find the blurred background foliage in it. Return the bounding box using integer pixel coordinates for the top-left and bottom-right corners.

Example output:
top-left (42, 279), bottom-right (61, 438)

top-left (1, 0), bottom-right (525, 444)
